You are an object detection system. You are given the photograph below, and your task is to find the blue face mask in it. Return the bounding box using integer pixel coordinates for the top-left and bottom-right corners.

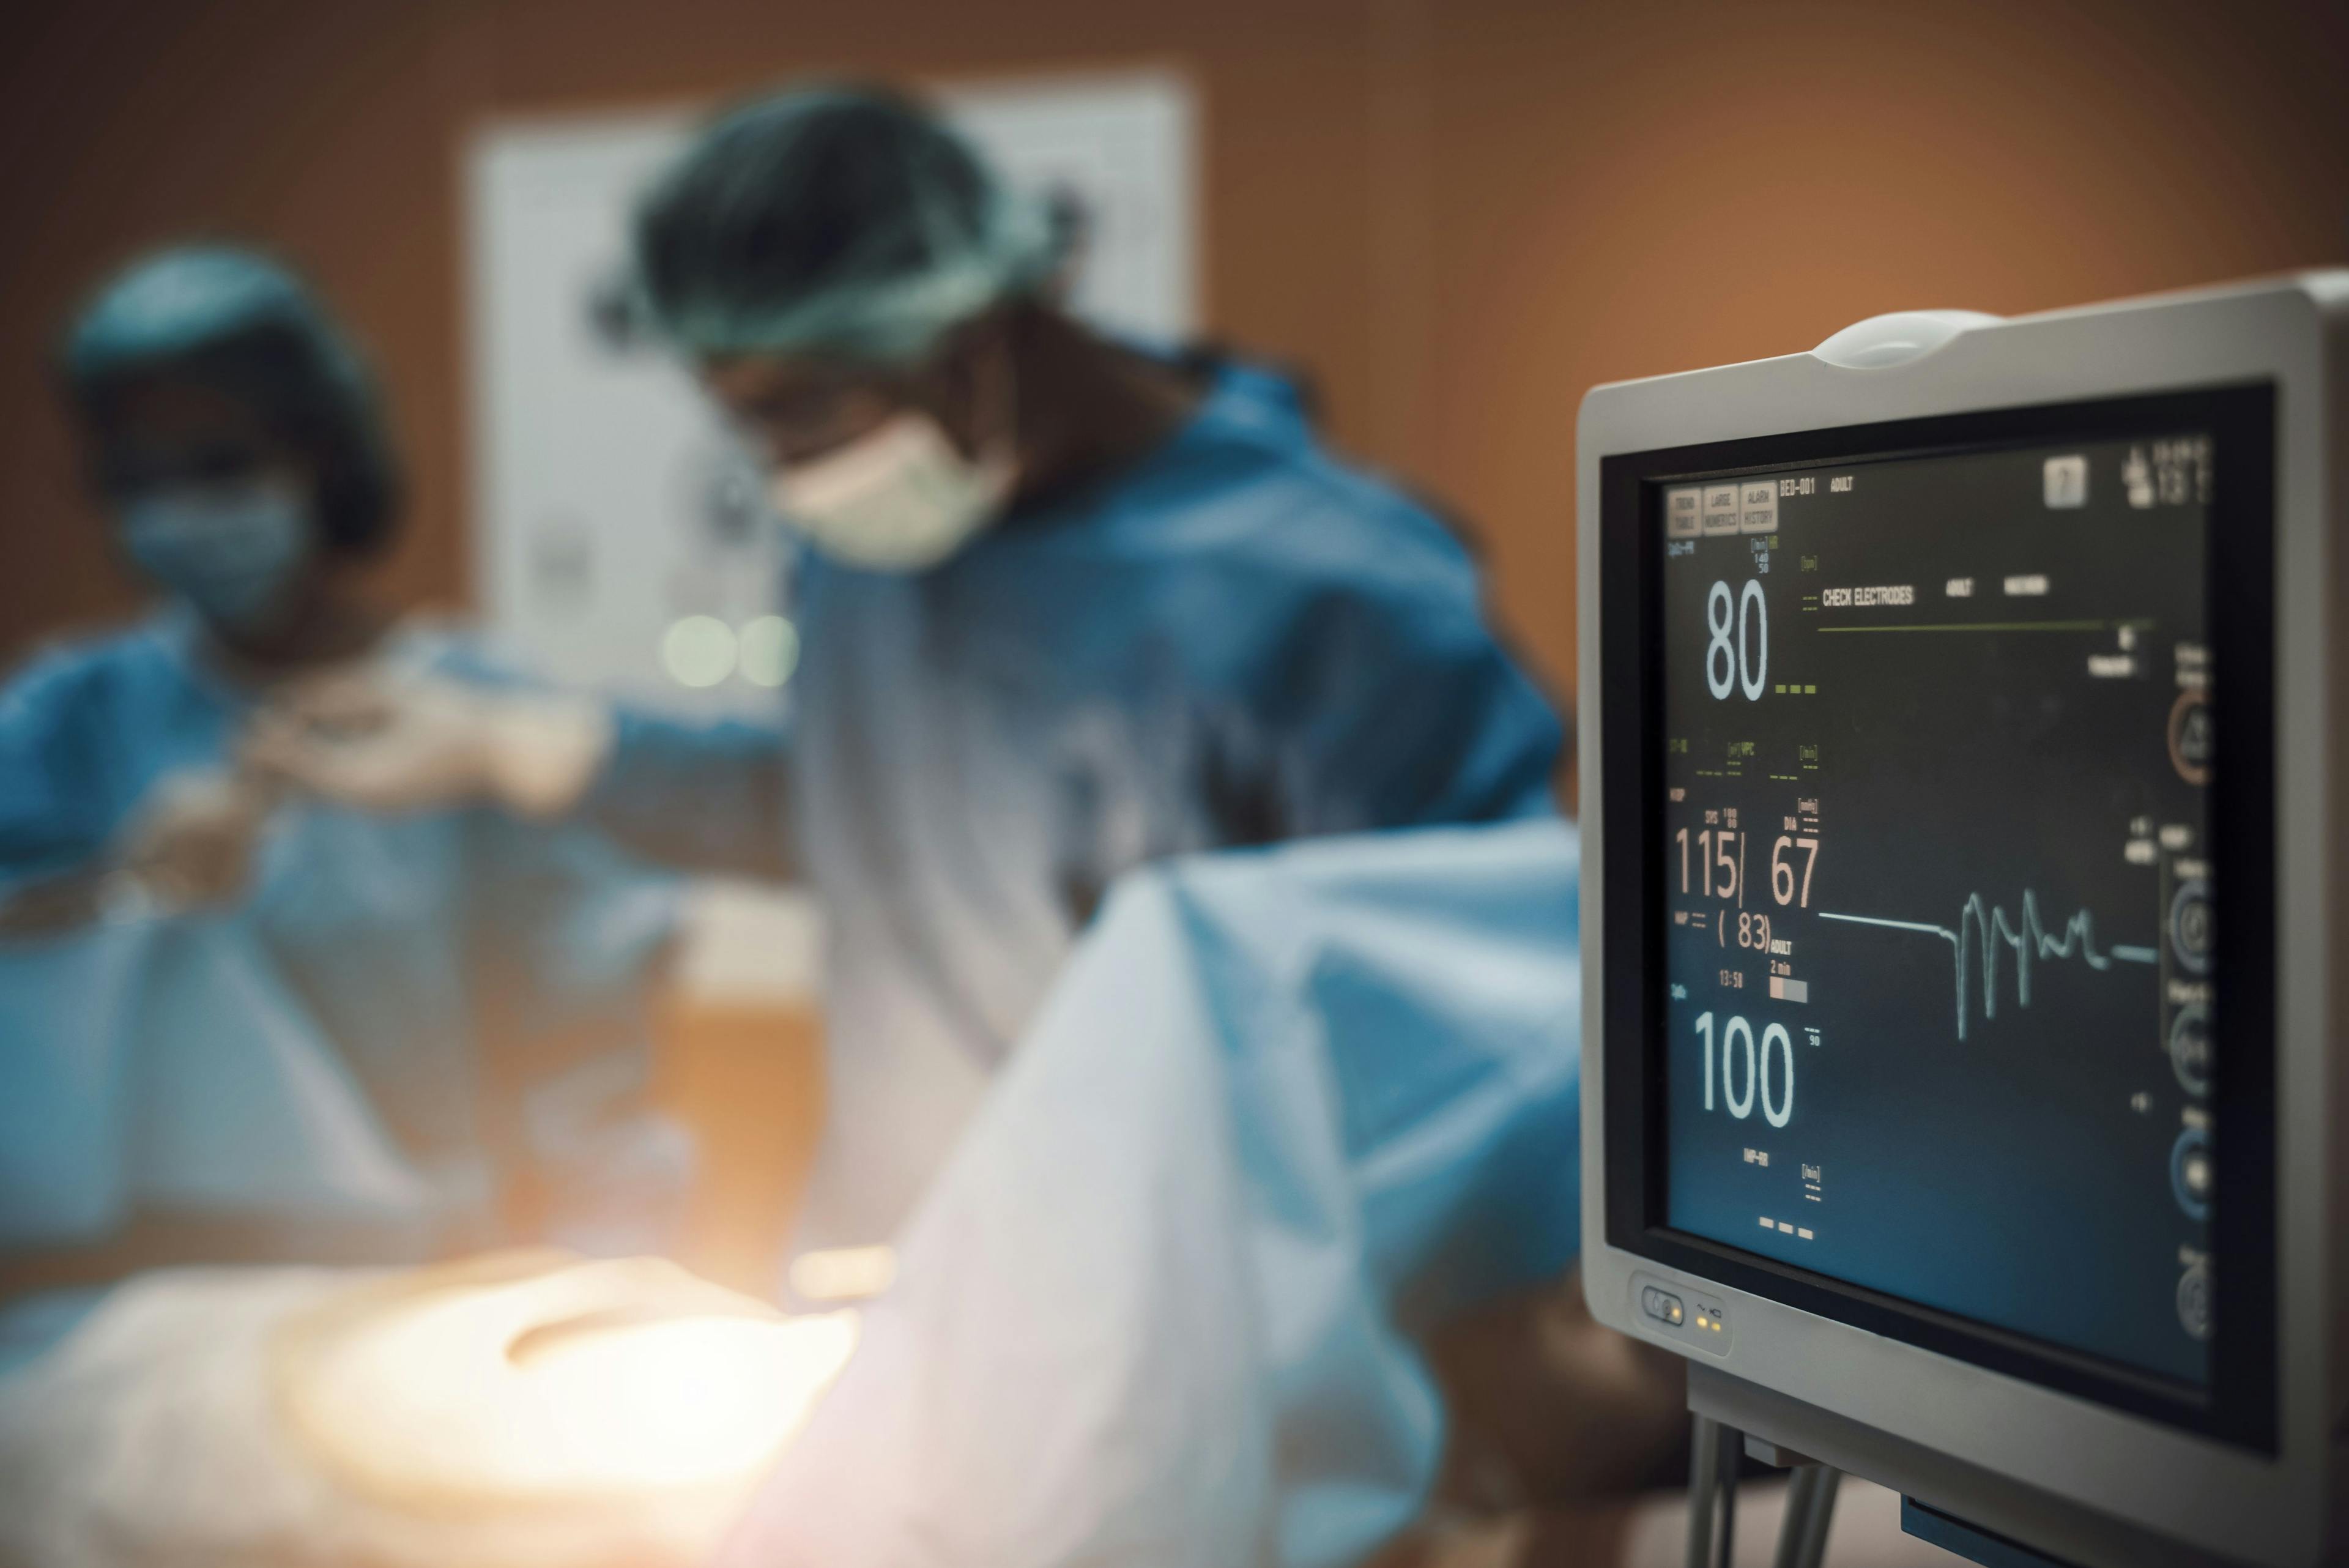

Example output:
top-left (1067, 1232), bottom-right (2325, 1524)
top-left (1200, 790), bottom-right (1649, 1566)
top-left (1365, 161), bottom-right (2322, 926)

top-left (119, 483), bottom-right (312, 631)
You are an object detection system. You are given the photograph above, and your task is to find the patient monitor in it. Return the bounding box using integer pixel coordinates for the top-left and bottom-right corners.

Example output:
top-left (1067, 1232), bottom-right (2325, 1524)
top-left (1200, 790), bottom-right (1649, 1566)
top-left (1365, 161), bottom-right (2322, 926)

top-left (1577, 274), bottom-right (2348, 1567)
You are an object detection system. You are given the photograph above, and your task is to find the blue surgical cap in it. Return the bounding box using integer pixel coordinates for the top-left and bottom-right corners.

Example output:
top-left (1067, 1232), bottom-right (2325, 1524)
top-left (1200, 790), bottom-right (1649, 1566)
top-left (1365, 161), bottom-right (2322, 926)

top-left (629, 85), bottom-right (1062, 365)
top-left (62, 245), bottom-right (401, 555)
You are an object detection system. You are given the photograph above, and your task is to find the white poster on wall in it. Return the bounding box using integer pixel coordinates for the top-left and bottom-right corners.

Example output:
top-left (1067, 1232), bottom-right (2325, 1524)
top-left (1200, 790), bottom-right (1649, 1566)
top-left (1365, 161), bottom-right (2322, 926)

top-left (464, 71), bottom-right (1197, 719)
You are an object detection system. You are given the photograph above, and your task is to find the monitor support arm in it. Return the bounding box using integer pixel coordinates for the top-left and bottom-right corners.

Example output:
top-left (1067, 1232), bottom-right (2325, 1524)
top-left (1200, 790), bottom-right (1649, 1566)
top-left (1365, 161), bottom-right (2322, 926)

top-left (1685, 1413), bottom-right (1842, 1568)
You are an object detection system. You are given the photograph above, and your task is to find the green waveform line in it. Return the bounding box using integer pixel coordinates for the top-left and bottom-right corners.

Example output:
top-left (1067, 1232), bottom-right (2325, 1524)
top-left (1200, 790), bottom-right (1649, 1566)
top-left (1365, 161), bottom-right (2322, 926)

top-left (1820, 893), bottom-right (2157, 1040)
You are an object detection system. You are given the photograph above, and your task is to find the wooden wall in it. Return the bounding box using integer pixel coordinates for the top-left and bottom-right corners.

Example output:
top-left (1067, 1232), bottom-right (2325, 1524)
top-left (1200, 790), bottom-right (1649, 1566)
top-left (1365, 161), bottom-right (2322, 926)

top-left (5, 0), bottom-right (2346, 697)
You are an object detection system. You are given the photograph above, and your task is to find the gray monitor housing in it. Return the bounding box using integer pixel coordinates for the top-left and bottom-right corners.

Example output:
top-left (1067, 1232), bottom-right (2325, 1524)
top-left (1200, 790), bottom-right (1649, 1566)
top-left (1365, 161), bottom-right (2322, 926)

top-left (1577, 274), bottom-right (2348, 1567)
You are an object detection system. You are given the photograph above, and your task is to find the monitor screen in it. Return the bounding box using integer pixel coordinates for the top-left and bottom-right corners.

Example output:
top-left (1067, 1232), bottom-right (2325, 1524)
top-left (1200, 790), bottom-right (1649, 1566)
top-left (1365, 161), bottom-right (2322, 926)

top-left (1654, 428), bottom-right (2224, 1387)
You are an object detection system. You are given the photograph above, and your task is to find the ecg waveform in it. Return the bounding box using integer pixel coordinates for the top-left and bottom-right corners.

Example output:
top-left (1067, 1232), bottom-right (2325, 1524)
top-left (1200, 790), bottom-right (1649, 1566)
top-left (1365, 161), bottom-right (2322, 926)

top-left (1819, 891), bottom-right (2158, 1040)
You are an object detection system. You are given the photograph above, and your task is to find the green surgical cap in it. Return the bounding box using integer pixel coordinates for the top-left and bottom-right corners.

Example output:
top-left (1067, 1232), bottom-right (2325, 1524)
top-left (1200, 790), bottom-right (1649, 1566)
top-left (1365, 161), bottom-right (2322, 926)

top-left (629, 85), bottom-right (1061, 365)
top-left (67, 246), bottom-right (340, 385)
top-left (60, 244), bottom-right (401, 554)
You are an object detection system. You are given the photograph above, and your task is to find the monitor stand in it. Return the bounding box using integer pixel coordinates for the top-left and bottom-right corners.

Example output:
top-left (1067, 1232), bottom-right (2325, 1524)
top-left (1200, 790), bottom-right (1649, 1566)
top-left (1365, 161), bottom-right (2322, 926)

top-left (1684, 1364), bottom-right (2227, 1568)
top-left (1683, 1413), bottom-right (1841, 1568)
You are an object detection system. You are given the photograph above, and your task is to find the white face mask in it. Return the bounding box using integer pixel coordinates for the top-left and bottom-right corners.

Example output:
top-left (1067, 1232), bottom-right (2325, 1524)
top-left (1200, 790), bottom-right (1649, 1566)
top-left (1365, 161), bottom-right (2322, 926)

top-left (769, 410), bottom-right (1017, 572)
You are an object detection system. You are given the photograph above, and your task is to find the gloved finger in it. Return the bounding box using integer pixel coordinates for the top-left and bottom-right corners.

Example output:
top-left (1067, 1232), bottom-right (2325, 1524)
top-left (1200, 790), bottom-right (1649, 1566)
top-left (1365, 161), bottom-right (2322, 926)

top-left (245, 726), bottom-right (473, 814)
top-left (223, 752), bottom-right (289, 813)
top-left (238, 726), bottom-right (398, 806)
top-left (131, 847), bottom-right (251, 908)
top-left (262, 671), bottom-right (404, 737)
top-left (236, 719), bottom-right (332, 793)
top-left (116, 770), bottom-right (265, 855)
top-left (118, 825), bottom-right (260, 911)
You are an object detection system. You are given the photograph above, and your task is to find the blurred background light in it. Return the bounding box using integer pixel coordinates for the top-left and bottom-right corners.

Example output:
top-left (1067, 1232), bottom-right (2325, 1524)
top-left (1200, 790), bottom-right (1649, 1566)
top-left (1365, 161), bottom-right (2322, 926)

top-left (737, 615), bottom-right (800, 689)
top-left (661, 614), bottom-right (737, 688)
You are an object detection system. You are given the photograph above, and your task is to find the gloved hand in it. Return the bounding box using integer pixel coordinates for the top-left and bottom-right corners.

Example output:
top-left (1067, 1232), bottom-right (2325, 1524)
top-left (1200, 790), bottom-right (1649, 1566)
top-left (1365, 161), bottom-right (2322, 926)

top-left (111, 768), bottom-right (276, 912)
top-left (243, 671), bottom-right (613, 820)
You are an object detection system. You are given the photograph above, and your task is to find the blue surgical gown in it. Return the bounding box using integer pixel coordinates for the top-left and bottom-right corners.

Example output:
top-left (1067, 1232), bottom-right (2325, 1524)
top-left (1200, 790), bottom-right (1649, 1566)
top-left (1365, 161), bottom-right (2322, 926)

top-left (0, 612), bottom-right (685, 1285)
top-left (576, 357), bottom-right (1564, 1246)
top-left (714, 818), bottom-right (1583, 1568)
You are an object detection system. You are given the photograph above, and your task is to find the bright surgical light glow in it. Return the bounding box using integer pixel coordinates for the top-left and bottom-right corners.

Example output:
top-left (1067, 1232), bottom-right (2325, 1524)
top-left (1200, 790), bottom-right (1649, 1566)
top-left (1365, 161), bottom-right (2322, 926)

top-left (514, 1310), bottom-right (856, 1489)
top-left (737, 615), bottom-right (801, 688)
top-left (278, 1257), bottom-right (858, 1508)
top-left (661, 615), bottom-right (737, 688)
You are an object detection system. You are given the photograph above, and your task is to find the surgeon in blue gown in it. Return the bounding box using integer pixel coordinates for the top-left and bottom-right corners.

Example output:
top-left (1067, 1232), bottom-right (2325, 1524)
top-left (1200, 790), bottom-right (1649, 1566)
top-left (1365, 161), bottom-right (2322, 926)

top-left (253, 85), bottom-right (1565, 1247)
top-left (0, 247), bottom-right (686, 1365)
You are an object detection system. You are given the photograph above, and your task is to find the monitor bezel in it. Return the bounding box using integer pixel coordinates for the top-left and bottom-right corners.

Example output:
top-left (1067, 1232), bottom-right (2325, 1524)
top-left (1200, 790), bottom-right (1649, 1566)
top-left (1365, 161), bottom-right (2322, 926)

top-left (1595, 384), bottom-right (2278, 1452)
